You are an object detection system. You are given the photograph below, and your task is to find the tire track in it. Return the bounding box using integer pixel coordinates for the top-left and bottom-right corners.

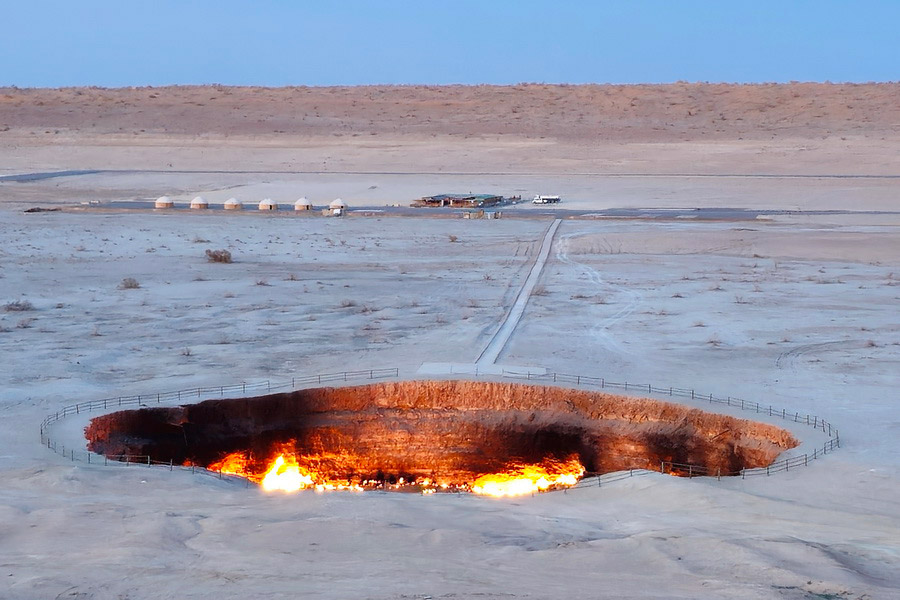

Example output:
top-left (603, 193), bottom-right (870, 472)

top-left (554, 232), bottom-right (643, 356)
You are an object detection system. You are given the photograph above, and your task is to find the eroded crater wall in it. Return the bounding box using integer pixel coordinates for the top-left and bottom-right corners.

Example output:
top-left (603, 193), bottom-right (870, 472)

top-left (85, 380), bottom-right (798, 481)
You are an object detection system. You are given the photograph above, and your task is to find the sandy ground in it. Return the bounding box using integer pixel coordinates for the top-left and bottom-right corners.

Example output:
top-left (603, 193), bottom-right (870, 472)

top-left (1, 84), bottom-right (899, 599)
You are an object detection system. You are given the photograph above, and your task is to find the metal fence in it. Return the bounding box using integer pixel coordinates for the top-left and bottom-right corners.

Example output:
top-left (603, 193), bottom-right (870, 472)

top-left (495, 370), bottom-right (841, 482)
top-left (39, 366), bottom-right (839, 487)
top-left (39, 368), bottom-right (400, 473)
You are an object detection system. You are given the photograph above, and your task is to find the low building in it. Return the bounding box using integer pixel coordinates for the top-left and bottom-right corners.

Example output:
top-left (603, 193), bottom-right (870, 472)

top-left (258, 199), bottom-right (278, 211)
top-left (190, 196), bottom-right (208, 209)
top-left (294, 197), bottom-right (313, 211)
top-left (154, 196), bottom-right (174, 209)
top-left (414, 193), bottom-right (503, 208)
top-left (224, 198), bottom-right (242, 210)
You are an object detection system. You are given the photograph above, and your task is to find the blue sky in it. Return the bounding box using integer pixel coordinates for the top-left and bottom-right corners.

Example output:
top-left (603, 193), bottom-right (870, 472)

top-left (2, 1), bottom-right (898, 87)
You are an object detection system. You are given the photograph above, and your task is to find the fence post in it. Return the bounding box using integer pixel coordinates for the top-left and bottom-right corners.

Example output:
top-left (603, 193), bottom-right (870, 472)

top-left (716, 469), bottom-right (720, 481)
top-left (804, 454), bottom-right (807, 466)
top-left (147, 456), bottom-right (151, 467)
top-left (648, 384), bottom-right (652, 394)
top-left (169, 459), bottom-right (173, 471)
top-left (766, 466), bottom-right (769, 476)
top-left (87, 452), bottom-right (91, 464)
top-left (768, 406), bottom-right (772, 416)
top-left (600, 378), bottom-right (603, 388)
top-left (691, 390), bottom-right (694, 400)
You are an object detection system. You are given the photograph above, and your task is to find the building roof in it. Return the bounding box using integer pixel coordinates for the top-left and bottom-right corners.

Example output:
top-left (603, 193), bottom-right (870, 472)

top-left (424, 193), bottom-right (502, 201)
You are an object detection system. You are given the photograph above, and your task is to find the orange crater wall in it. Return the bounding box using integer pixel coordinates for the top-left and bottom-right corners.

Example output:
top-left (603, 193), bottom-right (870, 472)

top-left (84, 380), bottom-right (798, 482)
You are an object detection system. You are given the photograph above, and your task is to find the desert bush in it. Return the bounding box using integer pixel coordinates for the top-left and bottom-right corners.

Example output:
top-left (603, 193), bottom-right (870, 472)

top-left (532, 285), bottom-right (549, 296)
top-left (16, 318), bottom-right (35, 329)
top-left (205, 249), bottom-right (232, 263)
top-left (119, 277), bottom-right (141, 290)
top-left (448, 235), bottom-right (458, 243)
top-left (4, 300), bottom-right (34, 312)
top-left (192, 235), bottom-right (211, 243)
top-left (340, 299), bottom-right (357, 308)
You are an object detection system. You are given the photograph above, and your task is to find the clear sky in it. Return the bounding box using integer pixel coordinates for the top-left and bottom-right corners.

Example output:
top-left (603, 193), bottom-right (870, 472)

top-left (2, 1), bottom-right (898, 87)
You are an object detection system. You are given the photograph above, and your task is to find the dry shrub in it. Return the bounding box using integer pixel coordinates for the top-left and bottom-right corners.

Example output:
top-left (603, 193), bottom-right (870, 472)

top-left (4, 300), bottom-right (34, 312)
top-left (119, 277), bottom-right (141, 290)
top-left (206, 249), bottom-right (232, 263)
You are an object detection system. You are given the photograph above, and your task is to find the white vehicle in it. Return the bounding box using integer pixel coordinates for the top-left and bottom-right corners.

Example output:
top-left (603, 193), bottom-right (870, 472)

top-left (532, 195), bottom-right (561, 204)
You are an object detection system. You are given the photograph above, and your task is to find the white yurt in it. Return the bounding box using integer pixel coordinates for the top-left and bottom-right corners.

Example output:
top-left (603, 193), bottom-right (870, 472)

top-left (294, 197), bottom-right (313, 211)
top-left (329, 198), bottom-right (347, 210)
top-left (154, 196), bottom-right (174, 209)
top-left (259, 198), bottom-right (278, 211)
top-left (223, 198), bottom-right (242, 210)
top-left (190, 196), bottom-right (208, 209)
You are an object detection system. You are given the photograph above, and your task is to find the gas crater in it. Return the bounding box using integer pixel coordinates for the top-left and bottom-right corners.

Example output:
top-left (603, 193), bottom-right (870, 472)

top-left (84, 380), bottom-right (798, 493)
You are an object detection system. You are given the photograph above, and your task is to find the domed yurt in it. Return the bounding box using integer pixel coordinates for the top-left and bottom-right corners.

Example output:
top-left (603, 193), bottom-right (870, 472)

top-left (190, 196), bottom-right (208, 210)
top-left (224, 198), bottom-right (242, 210)
top-left (294, 197), bottom-right (313, 211)
top-left (155, 196), bottom-right (174, 209)
top-left (258, 198), bottom-right (278, 211)
top-left (326, 198), bottom-right (347, 216)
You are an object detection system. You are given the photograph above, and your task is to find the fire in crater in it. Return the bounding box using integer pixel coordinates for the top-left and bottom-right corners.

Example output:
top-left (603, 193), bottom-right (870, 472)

top-left (84, 380), bottom-right (797, 496)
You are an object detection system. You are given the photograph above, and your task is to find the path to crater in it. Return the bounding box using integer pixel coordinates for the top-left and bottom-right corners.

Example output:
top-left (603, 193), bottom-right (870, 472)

top-left (476, 219), bottom-right (562, 366)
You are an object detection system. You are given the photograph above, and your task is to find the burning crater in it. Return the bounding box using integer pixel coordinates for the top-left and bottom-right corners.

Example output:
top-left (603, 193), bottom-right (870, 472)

top-left (85, 380), bottom-right (798, 496)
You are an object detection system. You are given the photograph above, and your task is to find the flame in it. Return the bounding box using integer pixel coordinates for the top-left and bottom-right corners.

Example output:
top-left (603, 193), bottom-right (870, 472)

top-left (471, 457), bottom-right (585, 497)
top-left (207, 447), bottom-right (584, 496)
top-left (261, 454), bottom-right (315, 492)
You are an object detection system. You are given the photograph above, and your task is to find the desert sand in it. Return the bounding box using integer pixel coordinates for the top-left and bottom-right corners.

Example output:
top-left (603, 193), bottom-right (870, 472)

top-left (1, 84), bottom-right (898, 599)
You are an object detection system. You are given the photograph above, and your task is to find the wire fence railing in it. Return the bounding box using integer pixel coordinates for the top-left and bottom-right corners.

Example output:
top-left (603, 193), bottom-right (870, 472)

top-left (492, 370), bottom-right (841, 484)
top-left (39, 366), bottom-right (839, 489)
top-left (39, 368), bottom-right (400, 473)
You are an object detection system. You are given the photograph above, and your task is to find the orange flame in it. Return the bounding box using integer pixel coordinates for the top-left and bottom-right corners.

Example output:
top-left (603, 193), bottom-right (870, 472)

top-left (207, 448), bottom-right (585, 495)
top-left (261, 454), bottom-right (315, 492)
top-left (471, 457), bottom-right (585, 497)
